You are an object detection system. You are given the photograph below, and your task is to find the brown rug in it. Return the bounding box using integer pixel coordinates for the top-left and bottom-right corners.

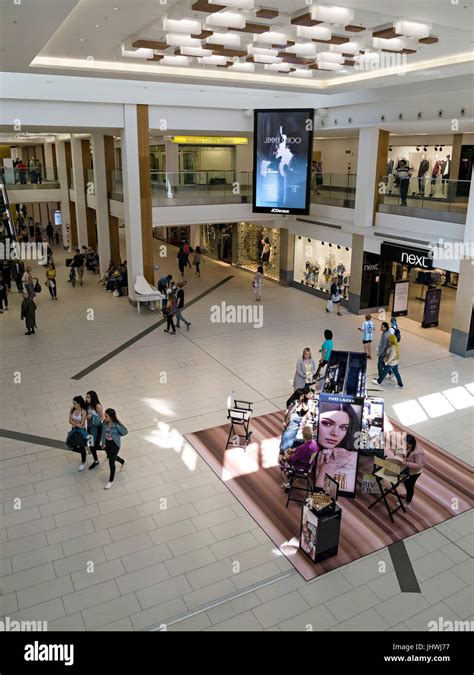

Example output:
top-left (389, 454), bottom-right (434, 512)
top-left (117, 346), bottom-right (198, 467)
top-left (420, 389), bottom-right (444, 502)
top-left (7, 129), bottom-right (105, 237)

top-left (186, 412), bottom-right (473, 581)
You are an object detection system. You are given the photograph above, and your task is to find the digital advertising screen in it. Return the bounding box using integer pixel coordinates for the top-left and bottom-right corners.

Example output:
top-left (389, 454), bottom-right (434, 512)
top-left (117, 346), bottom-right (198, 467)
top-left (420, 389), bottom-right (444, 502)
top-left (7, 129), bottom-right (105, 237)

top-left (253, 108), bottom-right (314, 215)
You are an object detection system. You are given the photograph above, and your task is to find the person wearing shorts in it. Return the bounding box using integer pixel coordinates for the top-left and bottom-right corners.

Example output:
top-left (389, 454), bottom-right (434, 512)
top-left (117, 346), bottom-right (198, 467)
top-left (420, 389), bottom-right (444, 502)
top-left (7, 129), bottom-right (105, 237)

top-left (359, 314), bottom-right (374, 359)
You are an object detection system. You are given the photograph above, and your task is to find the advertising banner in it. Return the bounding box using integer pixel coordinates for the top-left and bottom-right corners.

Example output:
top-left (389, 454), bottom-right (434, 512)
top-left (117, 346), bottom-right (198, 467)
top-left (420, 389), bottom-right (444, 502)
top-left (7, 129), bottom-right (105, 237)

top-left (253, 108), bottom-right (314, 215)
top-left (422, 287), bottom-right (442, 328)
top-left (392, 280), bottom-right (409, 316)
top-left (314, 393), bottom-right (363, 498)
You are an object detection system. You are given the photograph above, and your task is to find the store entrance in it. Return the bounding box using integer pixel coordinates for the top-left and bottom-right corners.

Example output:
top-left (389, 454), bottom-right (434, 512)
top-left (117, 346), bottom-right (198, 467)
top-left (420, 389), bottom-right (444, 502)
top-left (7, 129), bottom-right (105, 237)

top-left (200, 223), bottom-right (233, 264)
top-left (379, 258), bottom-right (457, 333)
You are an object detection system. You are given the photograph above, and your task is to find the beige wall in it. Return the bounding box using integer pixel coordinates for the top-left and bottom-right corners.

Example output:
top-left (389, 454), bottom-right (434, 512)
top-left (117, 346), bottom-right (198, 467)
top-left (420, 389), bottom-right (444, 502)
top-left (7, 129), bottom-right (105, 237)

top-left (313, 137), bottom-right (359, 174)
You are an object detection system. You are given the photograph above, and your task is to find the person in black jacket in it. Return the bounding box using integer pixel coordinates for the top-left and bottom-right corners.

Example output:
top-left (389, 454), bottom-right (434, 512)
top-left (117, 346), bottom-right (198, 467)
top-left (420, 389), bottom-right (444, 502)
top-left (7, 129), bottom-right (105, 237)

top-left (175, 281), bottom-right (191, 330)
top-left (177, 246), bottom-right (187, 277)
top-left (21, 292), bottom-right (37, 334)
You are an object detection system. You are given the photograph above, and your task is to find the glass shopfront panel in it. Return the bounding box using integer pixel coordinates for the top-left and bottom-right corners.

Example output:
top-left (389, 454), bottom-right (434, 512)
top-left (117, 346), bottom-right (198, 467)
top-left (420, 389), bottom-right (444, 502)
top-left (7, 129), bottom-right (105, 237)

top-left (237, 222), bottom-right (280, 281)
top-left (293, 236), bottom-right (351, 299)
top-left (200, 223), bottom-right (233, 263)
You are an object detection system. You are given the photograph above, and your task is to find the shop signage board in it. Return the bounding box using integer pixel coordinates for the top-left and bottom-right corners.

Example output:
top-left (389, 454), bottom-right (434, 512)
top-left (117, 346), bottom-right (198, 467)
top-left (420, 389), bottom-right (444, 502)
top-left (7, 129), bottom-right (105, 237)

top-left (168, 136), bottom-right (248, 145)
top-left (54, 210), bottom-right (62, 226)
top-left (381, 243), bottom-right (433, 270)
top-left (252, 108), bottom-right (314, 215)
top-left (422, 287), bottom-right (442, 328)
top-left (392, 280), bottom-right (410, 316)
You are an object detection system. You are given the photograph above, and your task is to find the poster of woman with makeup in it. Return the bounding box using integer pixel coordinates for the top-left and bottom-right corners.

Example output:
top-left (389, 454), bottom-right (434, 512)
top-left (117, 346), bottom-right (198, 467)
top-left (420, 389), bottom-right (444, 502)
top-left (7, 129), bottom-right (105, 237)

top-left (315, 394), bottom-right (363, 497)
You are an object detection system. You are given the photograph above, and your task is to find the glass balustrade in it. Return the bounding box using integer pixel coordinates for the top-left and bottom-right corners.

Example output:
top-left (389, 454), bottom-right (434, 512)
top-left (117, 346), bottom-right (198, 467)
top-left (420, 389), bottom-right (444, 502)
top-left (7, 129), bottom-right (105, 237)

top-left (1, 166), bottom-right (59, 187)
top-left (378, 175), bottom-right (470, 221)
top-left (310, 172), bottom-right (356, 207)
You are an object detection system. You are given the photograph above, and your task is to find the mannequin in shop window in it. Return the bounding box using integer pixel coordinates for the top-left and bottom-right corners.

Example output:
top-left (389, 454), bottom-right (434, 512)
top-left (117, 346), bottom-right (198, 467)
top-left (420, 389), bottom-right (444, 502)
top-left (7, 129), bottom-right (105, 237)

top-left (417, 155), bottom-right (429, 195)
top-left (336, 261), bottom-right (345, 285)
top-left (430, 159), bottom-right (442, 196)
top-left (261, 237), bottom-right (271, 266)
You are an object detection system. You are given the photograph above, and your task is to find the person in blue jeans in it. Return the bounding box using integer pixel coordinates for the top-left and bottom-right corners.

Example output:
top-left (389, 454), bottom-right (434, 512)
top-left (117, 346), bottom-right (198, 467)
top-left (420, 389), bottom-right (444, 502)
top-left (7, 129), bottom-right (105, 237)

top-left (100, 409), bottom-right (128, 489)
top-left (316, 329), bottom-right (333, 380)
top-left (376, 322), bottom-right (390, 380)
top-left (373, 334), bottom-right (403, 389)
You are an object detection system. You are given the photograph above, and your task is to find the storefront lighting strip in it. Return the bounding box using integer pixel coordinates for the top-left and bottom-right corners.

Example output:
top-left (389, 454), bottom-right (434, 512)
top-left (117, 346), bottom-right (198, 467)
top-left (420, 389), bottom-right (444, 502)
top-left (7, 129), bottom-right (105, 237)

top-left (30, 51), bottom-right (474, 90)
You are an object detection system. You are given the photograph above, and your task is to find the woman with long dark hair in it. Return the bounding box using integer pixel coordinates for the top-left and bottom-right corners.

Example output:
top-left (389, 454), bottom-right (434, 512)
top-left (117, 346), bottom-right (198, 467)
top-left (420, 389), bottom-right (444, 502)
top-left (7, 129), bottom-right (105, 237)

top-left (66, 396), bottom-right (89, 471)
top-left (100, 409), bottom-right (128, 489)
top-left (85, 391), bottom-right (104, 470)
top-left (315, 402), bottom-right (361, 492)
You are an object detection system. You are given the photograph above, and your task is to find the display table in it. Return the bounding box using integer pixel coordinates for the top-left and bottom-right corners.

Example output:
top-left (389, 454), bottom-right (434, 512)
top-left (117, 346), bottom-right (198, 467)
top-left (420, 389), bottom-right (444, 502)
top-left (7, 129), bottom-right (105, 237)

top-left (300, 497), bottom-right (342, 563)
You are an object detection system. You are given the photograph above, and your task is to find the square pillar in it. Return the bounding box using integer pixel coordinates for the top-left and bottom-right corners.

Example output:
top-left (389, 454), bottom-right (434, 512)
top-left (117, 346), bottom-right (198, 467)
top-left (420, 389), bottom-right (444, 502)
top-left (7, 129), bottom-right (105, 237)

top-left (70, 136), bottom-right (89, 248)
top-left (354, 128), bottom-right (389, 228)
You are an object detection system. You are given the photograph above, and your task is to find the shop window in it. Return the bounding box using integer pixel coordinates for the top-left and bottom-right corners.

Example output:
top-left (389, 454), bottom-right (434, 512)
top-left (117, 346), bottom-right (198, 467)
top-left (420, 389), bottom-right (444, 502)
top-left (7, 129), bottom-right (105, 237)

top-left (293, 237), bottom-right (351, 298)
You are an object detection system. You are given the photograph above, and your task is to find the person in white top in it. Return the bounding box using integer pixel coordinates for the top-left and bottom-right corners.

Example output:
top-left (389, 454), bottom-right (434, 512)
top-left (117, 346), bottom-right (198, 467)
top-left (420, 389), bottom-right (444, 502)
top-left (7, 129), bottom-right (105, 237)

top-left (252, 265), bottom-right (264, 302)
top-left (67, 396), bottom-right (88, 471)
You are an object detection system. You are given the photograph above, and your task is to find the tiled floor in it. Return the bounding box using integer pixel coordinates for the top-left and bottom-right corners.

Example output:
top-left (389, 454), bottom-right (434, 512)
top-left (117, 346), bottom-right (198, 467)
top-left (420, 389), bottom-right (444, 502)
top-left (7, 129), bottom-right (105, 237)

top-left (0, 237), bottom-right (472, 631)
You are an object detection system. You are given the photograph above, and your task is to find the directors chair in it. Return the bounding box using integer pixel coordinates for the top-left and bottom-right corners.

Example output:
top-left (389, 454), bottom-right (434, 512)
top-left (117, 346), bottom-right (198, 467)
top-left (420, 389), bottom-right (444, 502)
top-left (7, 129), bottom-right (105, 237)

top-left (285, 452), bottom-right (318, 508)
top-left (368, 456), bottom-right (408, 523)
top-left (226, 399), bottom-right (253, 450)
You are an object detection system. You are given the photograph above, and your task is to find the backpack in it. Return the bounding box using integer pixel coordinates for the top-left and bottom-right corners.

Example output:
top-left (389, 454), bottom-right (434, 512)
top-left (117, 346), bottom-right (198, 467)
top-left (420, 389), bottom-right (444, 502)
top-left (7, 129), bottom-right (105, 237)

top-left (394, 327), bottom-right (401, 342)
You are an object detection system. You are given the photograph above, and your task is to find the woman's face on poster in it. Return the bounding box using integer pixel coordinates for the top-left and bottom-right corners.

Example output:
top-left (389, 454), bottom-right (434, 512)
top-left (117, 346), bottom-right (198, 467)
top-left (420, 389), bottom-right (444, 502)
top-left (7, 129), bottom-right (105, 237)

top-left (318, 410), bottom-right (350, 449)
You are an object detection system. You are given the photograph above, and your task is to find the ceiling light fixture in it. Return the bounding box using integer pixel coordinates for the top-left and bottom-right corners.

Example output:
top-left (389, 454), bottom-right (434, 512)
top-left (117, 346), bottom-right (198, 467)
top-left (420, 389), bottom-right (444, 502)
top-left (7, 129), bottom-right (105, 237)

top-left (290, 69), bottom-right (313, 78)
top-left (166, 33), bottom-right (201, 48)
top-left (287, 42), bottom-right (317, 57)
top-left (330, 41), bottom-right (360, 55)
top-left (264, 63), bottom-right (291, 72)
top-left (317, 51), bottom-right (344, 64)
top-left (373, 37), bottom-right (405, 51)
top-left (206, 11), bottom-right (246, 29)
top-left (424, 146), bottom-right (428, 151)
top-left (198, 55), bottom-right (228, 66)
top-left (229, 61), bottom-right (255, 71)
top-left (255, 31), bottom-right (288, 45)
top-left (311, 4), bottom-right (354, 25)
top-left (206, 32), bottom-right (241, 47)
top-left (394, 19), bottom-right (431, 39)
top-left (121, 45), bottom-right (154, 59)
top-left (248, 45), bottom-right (279, 57)
top-left (317, 61), bottom-right (344, 71)
top-left (210, 0), bottom-right (254, 8)
top-left (160, 55), bottom-right (190, 66)
top-left (162, 18), bottom-right (202, 35)
top-left (181, 46), bottom-right (213, 57)
top-left (296, 25), bottom-right (332, 41)
top-left (253, 54), bottom-right (283, 64)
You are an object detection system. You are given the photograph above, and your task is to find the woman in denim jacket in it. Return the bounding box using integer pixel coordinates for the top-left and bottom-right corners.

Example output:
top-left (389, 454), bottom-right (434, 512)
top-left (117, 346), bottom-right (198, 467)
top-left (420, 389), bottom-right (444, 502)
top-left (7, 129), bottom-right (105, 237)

top-left (86, 390), bottom-right (104, 471)
top-left (100, 409), bottom-right (128, 489)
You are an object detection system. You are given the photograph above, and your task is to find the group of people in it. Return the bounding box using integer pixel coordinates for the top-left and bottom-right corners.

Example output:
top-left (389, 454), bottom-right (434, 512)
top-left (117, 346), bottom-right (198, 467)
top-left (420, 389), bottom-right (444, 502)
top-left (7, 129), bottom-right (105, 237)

top-left (67, 246), bottom-right (102, 288)
top-left (99, 259), bottom-right (128, 296)
top-left (12, 157), bottom-right (43, 185)
top-left (158, 274), bottom-right (191, 334)
top-left (292, 333), bottom-right (334, 390)
top-left (176, 241), bottom-right (204, 277)
top-left (67, 392), bottom-right (128, 489)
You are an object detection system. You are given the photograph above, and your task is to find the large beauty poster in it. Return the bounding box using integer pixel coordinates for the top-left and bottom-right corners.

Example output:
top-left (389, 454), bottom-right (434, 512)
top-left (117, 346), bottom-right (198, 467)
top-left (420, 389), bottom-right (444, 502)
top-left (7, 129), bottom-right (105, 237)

top-left (315, 393), bottom-right (363, 498)
top-left (253, 108), bottom-right (314, 215)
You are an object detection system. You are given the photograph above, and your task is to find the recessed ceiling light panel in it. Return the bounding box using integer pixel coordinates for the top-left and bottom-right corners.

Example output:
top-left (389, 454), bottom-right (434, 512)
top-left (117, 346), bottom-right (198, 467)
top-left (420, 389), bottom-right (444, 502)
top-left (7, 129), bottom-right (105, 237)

top-left (166, 34), bottom-right (201, 48)
top-left (162, 18), bottom-right (202, 34)
top-left (206, 32), bottom-right (241, 47)
top-left (310, 4), bottom-right (354, 25)
top-left (296, 25), bottom-right (332, 41)
top-left (394, 19), bottom-right (431, 39)
top-left (206, 11), bottom-right (246, 29)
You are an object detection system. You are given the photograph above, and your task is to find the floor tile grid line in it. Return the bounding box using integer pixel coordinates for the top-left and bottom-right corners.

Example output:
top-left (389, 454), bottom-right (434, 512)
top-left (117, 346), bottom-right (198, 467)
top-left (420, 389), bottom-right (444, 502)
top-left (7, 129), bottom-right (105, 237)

top-left (71, 275), bottom-right (234, 380)
top-left (144, 569), bottom-right (296, 631)
top-left (433, 518), bottom-right (474, 557)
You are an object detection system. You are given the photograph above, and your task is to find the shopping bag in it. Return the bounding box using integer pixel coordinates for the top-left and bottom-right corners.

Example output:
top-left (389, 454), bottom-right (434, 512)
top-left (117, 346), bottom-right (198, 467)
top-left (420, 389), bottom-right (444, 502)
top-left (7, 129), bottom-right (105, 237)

top-left (326, 299), bottom-right (333, 312)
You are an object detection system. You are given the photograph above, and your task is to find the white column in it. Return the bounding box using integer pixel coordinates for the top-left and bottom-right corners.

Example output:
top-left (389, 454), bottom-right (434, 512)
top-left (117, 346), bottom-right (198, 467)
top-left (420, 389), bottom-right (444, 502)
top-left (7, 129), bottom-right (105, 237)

top-left (91, 134), bottom-right (111, 276)
top-left (164, 141), bottom-right (179, 195)
top-left (353, 128), bottom-right (383, 228)
top-left (43, 142), bottom-right (55, 181)
top-left (56, 140), bottom-right (72, 248)
top-left (70, 135), bottom-right (88, 248)
top-left (122, 104), bottom-right (144, 294)
top-left (189, 224), bottom-right (201, 250)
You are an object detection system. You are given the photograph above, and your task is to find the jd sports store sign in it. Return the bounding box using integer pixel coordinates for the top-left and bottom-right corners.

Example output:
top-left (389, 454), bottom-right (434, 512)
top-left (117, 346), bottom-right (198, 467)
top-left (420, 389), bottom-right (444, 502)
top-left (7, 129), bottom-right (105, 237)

top-left (381, 243), bottom-right (433, 269)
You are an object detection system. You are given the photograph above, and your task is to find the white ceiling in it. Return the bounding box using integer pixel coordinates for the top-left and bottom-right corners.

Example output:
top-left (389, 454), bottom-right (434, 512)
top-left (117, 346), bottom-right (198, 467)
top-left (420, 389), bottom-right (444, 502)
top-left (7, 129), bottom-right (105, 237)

top-left (1, 0), bottom-right (473, 93)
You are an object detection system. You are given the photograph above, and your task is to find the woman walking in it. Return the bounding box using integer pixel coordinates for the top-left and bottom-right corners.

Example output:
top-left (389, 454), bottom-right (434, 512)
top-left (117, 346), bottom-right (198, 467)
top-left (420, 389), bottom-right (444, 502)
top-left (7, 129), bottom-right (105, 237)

top-left (85, 391), bottom-right (104, 470)
top-left (45, 262), bottom-right (57, 300)
top-left (22, 266), bottom-right (35, 299)
top-left (163, 294), bottom-right (178, 335)
top-left (177, 246), bottom-right (188, 277)
top-left (293, 347), bottom-right (317, 390)
top-left (66, 396), bottom-right (89, 471)
top-left (175, 282), bottom-right (191, 330)
top-left (100, 409), bottom-right (128, 489)
top-left (399, 435), bottom-right (425, 506)
top-left (252, 265), bottom-right (264, 302)
top-left (372, 334), bottom-right (403, 388)
top-left (327, 277), bottom-right (342, 315)
top-left (21, 292), bottom-right (37, 335)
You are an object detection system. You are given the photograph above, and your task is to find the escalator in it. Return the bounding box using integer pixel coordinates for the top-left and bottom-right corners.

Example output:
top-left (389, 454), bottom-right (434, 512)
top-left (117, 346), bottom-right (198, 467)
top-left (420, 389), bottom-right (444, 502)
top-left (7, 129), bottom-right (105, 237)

top-left (0, 180), bottom-right (15, 261)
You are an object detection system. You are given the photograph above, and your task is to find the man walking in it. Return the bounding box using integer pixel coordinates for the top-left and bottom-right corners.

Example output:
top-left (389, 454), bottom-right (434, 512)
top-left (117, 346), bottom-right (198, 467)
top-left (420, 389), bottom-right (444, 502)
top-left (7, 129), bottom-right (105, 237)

top-left (376, 322), bottom-right (390, 381)
top-left (175, 281), bottom-right (191, 330)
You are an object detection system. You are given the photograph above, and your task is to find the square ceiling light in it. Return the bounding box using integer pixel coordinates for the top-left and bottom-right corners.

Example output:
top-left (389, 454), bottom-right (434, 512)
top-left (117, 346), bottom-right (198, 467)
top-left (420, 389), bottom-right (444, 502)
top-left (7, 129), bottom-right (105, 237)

top-left (296, 25), bottom-right (332, 41)
top-left (210, 0), bottom-right (254, 8)
top-left (290, 69), bottom-right (313, 78)
top-left (248, 45), bottom-right (279, 56)
top-left (206, 32), bottom-right (241, 47)
top-left (395, 19), bottom-right (431, 39)
top-left (121, 46), bottom-right (153, 59)
top-left (181, 46), bottom-right (214, 56)
top-left (287, 42), bottom-right (318, 57)
top-left (229, 61), bottom-right (255, 71)
top-left (264, 62), bottom-right (291, 72)
top-left (162, 18), bottom-right (201, 34)
top-left (310, 4), bottom-right (354, 25)
top-left (373, 37), bottom-right (406, 51)
top-left (317, 61), bottom-right (343, 71)
top-left (206, 11), bottom-right (246, 29)
top-left (161, 55), bottom-right (190, 66)
top-left (166, 33), bottom-right (201, 48)
top-left (317, 51), bottom-right (344, 64)
top-left (253, 54), bottom-right (282, 64)
top-left (330, 41), bottom-right (361, 54)
top-left (255, 31), bottom-right (288, 45)
top-left (198, 54), bottom-right (228, 65)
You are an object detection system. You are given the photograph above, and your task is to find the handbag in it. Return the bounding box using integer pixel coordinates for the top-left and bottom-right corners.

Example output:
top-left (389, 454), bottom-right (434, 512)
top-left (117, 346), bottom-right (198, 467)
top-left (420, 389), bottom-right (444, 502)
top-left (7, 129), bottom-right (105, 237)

top-left (34, 279), bottom-right (42, 293)
top-left (66, 428), bottom-right (88, 449)
top-left (327, 299), bottom-right (333, 312)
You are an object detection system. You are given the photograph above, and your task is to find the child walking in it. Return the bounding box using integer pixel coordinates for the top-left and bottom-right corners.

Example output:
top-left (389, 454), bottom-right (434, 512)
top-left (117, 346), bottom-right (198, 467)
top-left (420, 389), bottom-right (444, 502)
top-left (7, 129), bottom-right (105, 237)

top-left (193, 246), bottom-right (204, 276)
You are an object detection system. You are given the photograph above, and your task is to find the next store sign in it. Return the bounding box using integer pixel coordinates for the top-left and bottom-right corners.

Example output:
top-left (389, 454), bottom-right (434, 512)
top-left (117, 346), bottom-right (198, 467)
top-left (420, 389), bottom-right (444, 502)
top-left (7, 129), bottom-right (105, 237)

top-left (381, 243), bottom-right (433, 270)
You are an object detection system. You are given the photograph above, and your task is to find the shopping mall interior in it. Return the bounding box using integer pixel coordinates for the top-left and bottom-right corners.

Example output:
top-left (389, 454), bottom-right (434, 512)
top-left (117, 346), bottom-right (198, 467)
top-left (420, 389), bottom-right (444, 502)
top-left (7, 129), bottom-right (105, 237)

top-left (0, 0), bottom-right (473, 649)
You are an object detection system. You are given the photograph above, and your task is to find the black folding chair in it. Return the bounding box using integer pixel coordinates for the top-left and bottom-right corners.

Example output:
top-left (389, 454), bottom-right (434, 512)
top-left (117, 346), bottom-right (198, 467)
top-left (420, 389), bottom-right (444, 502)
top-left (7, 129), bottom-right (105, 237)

top-left (368, 457), bottom-right (408, 523)
top-left (226, 399), bottom-right (253, 449)
top-left (285, 453), bottom-right (318, 507)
